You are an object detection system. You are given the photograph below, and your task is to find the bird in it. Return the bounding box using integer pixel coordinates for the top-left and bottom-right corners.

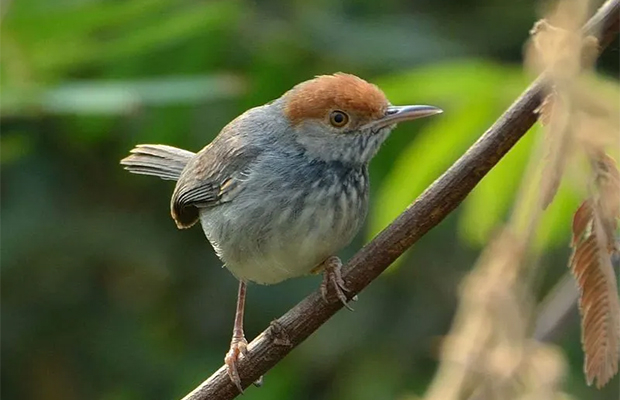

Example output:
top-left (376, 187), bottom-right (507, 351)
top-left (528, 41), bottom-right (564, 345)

top-left (120, 72), bottom-right (442, 392)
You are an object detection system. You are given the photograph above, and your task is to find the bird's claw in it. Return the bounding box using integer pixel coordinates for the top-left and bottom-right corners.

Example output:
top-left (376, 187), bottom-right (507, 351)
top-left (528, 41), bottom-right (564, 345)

top-left (225, 336), bottom-right (248, 393)
top-left (320, 256), bottom-right (354, 311)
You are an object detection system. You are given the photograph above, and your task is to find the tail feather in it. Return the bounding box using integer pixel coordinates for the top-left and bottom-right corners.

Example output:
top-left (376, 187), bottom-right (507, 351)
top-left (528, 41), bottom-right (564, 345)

top-left (121, 144), bottom-right (195, 181)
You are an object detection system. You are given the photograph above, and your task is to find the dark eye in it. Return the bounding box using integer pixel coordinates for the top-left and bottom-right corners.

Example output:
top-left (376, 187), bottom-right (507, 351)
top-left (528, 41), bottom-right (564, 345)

top-left (329, 110), bottom-right (349, 128)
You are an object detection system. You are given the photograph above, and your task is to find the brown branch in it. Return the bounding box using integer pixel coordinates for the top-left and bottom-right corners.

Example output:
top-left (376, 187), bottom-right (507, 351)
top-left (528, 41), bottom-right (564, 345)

top-left (182, 1), bottom-right (620, 399)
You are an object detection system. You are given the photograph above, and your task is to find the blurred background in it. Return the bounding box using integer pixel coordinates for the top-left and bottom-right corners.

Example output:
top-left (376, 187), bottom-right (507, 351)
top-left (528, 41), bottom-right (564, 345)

top-left (1, 0), bottom-right (618, 399)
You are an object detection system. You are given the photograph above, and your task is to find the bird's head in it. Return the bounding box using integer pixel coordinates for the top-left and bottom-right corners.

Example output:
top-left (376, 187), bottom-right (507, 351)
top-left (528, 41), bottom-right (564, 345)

top-left (278, 73), bottom-right (442, 164)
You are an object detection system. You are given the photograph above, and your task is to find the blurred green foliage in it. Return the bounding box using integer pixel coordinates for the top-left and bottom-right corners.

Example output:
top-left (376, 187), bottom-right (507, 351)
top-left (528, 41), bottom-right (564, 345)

top-left (2, 0), bottom-right (618, 399)
top-left (371, 61), bottom-right (530, 243)
top-left (372, 62), bottom-right (598, 255)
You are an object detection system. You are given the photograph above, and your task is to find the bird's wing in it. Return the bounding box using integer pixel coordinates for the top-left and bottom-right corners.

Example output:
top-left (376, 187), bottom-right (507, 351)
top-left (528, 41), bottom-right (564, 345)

top-left (170, 132), bottom-right (261, 229)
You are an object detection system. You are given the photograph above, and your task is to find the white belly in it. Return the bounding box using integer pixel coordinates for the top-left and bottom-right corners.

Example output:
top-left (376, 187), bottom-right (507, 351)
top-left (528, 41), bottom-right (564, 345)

top-left (199, 183), bottom-right (367, 285)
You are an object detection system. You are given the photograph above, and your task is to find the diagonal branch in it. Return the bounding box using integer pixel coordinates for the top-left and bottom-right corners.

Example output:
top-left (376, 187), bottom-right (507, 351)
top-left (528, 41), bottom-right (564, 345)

top-left (182, 1), bottom-right (620, 399)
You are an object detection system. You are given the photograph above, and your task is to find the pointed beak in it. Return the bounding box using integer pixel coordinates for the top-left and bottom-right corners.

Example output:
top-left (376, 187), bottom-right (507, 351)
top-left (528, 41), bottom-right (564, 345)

top-left (364, 105), bottom-right (443, 131)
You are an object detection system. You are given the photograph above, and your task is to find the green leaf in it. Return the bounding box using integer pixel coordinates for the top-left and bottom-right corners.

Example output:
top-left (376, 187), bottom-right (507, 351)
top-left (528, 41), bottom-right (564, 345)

top-left (369, 60), bottom-right (526, 241)
top-left (458, 125), bottom-right (536, 246)
top-left (95, 1), bottom-right (243, 63)
top-left (2, 75), bottom-right (245, 116)
top-left (5, 0), bottom-right (171, 41)
top-left (378, 60), bottom-right (519, 105)
top-left (368, 97), bottom-right (498, 240)
top-left (2, 0), bottom-right (244, 82)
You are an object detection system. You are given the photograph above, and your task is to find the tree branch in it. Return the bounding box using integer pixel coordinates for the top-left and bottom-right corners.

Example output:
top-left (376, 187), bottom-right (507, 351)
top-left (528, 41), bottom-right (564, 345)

top-left (182, 1), bottom-right (620, 398)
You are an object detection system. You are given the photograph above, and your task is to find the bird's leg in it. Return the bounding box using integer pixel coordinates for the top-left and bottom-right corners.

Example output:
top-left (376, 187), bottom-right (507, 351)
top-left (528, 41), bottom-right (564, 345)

top-left (320, 256), bottom-right (354, 311)
top-left (225, 280), bottom-right (248, 393)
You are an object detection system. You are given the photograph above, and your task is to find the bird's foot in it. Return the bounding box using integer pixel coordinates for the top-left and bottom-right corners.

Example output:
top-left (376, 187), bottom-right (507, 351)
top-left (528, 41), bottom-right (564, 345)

top-left (225, 335), bottom-right (248, 393)
top-left (320, 256), bottom-right (354, 311)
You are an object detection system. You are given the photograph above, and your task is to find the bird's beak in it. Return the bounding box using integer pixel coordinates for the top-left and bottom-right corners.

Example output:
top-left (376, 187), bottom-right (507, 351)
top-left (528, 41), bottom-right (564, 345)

top-left (364, 105), bottom-right (443, 131)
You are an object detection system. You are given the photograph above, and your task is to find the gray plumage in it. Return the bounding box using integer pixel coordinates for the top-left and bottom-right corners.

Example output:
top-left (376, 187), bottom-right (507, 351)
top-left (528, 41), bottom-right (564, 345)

top-left (121, 75), bottom-right (441, 285)
top-left (121, 144), bottom-right (194, 180)
top-left (121, 73), bottom-right (443, 390)
top-left (121, 99), bottom-right (388, 284)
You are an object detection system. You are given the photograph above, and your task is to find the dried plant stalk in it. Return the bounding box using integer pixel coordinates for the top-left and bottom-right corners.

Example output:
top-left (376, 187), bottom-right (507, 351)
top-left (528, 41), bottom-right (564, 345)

top-left (528, 12), bottom-right (602, 209)
top-left (527, 0), bottom-right (620, 388)
top-left (424, 1), bottom-right (620, 397)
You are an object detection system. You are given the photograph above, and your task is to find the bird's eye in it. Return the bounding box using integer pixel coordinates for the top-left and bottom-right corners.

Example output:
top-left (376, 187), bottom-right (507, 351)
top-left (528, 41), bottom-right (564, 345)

top-left (329, 110), bottom-right (349, 128)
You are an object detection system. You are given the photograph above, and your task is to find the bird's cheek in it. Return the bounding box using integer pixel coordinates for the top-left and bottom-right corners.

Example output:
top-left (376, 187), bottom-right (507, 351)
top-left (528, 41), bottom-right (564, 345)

top-left (359, 128), bottom-right (392, 162)
top-left (294, 129), bottom-right (348, 162)
top-left (370, 124), bottom-right (396, 135)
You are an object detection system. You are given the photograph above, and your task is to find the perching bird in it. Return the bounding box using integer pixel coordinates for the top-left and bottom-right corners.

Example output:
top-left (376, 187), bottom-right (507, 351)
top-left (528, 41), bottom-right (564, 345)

top-left (121, 73), bottom-right (442, 391)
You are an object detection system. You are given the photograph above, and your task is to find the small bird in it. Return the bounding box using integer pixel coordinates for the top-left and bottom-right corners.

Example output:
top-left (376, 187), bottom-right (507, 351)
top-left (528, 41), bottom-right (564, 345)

top-left (121, 73), bottom-right (441, 391)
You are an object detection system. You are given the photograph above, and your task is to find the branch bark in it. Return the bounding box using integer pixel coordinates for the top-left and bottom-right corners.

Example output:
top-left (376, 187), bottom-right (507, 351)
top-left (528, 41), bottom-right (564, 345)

top-left (182, 1), bottom-right (620, 398)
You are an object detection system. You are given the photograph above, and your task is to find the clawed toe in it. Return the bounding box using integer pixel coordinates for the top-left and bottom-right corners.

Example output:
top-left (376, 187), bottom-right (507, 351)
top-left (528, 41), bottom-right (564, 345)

top-left (320, 256), bottom-right (354, 311)
top-left (225, 337), bottom-right (248, 392)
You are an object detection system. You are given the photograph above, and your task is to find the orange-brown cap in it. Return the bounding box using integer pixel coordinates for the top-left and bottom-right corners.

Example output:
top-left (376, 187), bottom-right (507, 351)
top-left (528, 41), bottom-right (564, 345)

top-left (283, 73), bottom-right (389, 126)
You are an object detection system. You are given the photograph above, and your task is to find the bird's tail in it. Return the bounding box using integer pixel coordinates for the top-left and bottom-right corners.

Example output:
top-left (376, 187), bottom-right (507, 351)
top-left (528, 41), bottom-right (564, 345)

top-left (120, 144), bottom-right (195, 181)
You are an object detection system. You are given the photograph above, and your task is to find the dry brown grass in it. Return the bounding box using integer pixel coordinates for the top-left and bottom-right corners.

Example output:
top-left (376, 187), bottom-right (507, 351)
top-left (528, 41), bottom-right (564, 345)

top-left (420, 0), bottom-right (619, 396)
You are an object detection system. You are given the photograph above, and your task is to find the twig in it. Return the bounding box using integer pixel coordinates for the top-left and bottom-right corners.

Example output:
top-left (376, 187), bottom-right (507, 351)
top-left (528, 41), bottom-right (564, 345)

top-left (182, 1), bottom-right (620, 398)
top-left (533, 272), bottom-right (579, 342)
